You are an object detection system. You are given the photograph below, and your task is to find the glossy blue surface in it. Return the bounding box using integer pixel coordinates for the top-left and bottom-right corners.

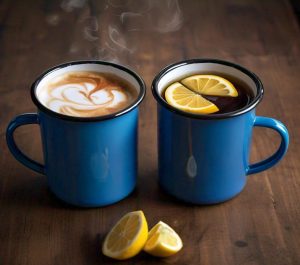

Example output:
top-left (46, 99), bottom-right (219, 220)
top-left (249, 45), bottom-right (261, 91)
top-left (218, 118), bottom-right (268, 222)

top-left (157, 106), bottom-right (289, 204)
top-left (6, 109), bottom-right (138, 207)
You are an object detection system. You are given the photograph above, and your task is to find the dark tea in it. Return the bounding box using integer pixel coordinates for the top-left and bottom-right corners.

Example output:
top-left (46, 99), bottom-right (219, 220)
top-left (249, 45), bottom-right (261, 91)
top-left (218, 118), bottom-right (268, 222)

top-left (163, 73), bottom-right (255, 114)
top-left (200, 75), bottom-right (254, 114)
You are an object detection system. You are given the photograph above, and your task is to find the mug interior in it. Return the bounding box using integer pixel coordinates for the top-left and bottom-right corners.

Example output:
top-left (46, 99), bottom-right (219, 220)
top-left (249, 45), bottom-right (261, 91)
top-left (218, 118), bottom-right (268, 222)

top-left (32, 61), bottom-right (145, 121)
top-left (153, 59), bottom-right (263, 119)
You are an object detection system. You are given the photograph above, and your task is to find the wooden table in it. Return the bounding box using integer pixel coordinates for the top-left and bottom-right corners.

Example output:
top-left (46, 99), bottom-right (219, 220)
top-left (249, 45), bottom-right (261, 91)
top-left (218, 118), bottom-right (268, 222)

top-left (1, 0), bottom-right (300, 264)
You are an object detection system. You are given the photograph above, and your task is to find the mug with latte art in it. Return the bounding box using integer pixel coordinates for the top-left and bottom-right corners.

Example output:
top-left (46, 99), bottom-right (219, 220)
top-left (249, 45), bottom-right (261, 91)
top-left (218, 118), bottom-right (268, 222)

top-left (6, 61), bottom-right (146, 207)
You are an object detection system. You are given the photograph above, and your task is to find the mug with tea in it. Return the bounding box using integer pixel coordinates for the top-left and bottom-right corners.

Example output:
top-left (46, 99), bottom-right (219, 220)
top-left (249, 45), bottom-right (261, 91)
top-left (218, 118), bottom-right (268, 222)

top-left (152, 59), bottom-right (289, 204)
top-left (6, 61), bottom-right (145, 207)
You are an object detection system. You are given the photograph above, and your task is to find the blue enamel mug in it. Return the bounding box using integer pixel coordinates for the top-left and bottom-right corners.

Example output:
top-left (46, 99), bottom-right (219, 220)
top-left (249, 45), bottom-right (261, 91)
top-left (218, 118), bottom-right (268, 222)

top-left (152, 59), bottom-right (289, 204)
top-left (6, 61), bottom-right (146, 207)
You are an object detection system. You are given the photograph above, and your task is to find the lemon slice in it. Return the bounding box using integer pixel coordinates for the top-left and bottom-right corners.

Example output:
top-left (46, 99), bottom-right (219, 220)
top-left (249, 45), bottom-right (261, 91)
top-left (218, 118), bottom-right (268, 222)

top-left (144, 221), bottom-right (183, 257)
top-left (181, 75), bottom-right (238, 97)
top-left (102, 211), bottom-right (148, 260)
top-left (165, 82), bottom-right (219, 114)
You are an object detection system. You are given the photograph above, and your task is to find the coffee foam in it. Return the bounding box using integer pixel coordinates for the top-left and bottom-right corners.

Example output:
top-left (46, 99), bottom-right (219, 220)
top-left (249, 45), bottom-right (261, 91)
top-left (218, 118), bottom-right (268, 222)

top-left (37, 71), bottom-right (135, 117)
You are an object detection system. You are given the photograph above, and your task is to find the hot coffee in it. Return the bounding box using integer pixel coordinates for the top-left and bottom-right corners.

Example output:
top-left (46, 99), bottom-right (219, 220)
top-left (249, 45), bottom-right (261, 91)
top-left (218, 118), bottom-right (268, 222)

top-left (37, 71), bottom-right (138, 117)
top-left (7, 60), bottom-right (146, 206)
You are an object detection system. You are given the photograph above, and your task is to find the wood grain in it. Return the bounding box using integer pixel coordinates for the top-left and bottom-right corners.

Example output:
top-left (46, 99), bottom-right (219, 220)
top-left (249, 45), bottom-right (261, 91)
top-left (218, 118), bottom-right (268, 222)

top-left (0, 0), bottom-right (300, 264)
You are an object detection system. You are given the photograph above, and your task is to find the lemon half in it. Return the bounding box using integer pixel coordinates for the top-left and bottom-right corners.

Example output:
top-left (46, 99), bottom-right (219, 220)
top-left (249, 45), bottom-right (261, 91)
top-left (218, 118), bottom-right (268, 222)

top-left (165, 82), bottom-right (219, 114)
top-left (181, 74), bottom-right (238, 97)
top-left (102, 211), bottom-right (148, 260)
top-left (144, 221), bottom-right (183, 257)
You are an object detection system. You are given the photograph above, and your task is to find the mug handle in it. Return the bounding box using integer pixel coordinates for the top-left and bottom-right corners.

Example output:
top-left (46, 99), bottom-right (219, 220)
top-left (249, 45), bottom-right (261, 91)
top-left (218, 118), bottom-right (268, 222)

top-left (6, 113), bottom-right (45, 175)
top-left (247, 116), bottom-right (289, 175)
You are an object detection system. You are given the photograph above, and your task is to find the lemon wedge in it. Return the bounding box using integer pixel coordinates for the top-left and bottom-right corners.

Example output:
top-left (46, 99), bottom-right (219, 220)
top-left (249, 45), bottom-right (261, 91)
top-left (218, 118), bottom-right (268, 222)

top-left (144, 221), bottom-right (183, 257)
top-left (165, 82), bottom-right (219, 114)
top-left (102, 211), bottom-right (148, 260)
top-left (181, 74), bottom-right (238, 97)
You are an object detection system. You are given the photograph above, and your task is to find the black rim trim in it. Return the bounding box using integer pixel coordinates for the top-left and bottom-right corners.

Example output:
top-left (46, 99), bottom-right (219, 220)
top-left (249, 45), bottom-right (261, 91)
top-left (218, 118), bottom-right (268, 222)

top-left (152, 58), bottom-right (264, 120)
top-left (31, 60), bottom-right (146, 122)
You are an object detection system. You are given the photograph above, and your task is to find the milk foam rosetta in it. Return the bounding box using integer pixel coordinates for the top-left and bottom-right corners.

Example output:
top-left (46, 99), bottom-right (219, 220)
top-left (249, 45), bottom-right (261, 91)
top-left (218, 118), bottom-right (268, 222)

top-left (37, 71), bottom-right (136, 117)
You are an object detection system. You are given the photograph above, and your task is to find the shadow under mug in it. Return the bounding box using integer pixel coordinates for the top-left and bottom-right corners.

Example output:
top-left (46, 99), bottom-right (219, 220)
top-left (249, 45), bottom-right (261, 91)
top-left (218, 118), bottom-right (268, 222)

top-left (152, 59), bottom-right (289, 204)
top-left (6, 61), bottom-right (146, 207)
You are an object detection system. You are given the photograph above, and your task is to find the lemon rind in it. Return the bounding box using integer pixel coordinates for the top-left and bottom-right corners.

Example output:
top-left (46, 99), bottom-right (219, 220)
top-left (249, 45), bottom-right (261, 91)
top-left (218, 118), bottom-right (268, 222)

top-left (102, 210), bottom-right (148, 259)
top-left (181, 74), bottom-right (238, 97)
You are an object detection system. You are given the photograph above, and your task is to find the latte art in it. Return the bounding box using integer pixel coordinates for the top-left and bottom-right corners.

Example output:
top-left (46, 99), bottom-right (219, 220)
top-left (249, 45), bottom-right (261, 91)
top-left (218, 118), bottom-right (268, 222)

top-left (37, 72), bottom-right (137, 117)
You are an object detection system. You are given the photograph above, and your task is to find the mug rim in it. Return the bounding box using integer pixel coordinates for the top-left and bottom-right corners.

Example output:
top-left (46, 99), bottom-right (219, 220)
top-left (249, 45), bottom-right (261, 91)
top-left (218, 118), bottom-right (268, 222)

top-left (152, 58), bottom-right (264, 119)
top-left (31, 60), bottom-right (146, 122)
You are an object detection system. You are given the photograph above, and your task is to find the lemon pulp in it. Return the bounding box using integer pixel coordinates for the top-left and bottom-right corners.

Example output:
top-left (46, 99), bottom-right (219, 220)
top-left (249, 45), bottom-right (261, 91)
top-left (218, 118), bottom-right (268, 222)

top-left (165, 75), bottom-right (238, 114)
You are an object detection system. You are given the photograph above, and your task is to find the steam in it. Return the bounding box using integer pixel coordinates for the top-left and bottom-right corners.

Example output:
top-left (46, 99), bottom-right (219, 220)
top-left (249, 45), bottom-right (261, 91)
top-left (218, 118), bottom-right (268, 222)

top-left (61, 0), bottom-right (86, 12)
top-left (120, 12), bottom-right (143, 24)
top-left (108, 25), bottom-right (135, 53)
top-left (46, 14), bottom-right (60, 26)
top-left (83, 17), bottom-right (99, 42)
top-left (153, 0), bottom-right (183, 33)
top-left (49, 0), bottom-right (184, 66)
top-left (120, 0), bottom-right (183, 33)
top-left (107, 0), bottom-right (130, 8)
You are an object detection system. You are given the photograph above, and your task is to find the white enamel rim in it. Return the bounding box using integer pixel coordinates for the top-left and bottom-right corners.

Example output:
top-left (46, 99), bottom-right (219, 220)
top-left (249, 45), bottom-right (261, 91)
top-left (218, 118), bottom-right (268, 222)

top-left (31, 60), bottom-right (146, 122)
